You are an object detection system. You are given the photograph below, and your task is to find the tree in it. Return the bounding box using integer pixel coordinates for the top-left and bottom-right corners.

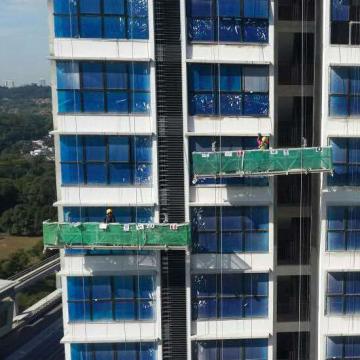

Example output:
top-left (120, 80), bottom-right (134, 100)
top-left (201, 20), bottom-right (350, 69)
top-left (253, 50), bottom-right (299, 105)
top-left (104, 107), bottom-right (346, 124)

top-left (0, 178), bottom-right (18, 212)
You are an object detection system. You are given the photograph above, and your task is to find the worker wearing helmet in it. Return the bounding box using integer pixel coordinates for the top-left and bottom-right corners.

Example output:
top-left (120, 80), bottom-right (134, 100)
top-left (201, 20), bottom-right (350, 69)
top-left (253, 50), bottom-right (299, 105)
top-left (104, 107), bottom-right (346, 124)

top-left (257, 133), bottom-right (269, 150)
top-left (104, 208), bottom-right (116, 223)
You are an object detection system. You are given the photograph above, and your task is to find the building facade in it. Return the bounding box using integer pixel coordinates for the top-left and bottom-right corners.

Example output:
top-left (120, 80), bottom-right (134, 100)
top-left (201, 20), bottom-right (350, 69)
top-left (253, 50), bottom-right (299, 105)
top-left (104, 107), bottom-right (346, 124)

top-left (46, 0), bottom-right (360, 359)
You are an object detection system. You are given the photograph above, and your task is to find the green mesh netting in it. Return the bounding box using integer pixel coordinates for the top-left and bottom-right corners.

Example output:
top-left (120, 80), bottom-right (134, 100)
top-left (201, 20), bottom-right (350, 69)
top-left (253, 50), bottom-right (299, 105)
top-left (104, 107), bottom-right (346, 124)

top-left (43, 222), bottom-right (190, 248)
top-left (192, 146), bottom-right (333, 177)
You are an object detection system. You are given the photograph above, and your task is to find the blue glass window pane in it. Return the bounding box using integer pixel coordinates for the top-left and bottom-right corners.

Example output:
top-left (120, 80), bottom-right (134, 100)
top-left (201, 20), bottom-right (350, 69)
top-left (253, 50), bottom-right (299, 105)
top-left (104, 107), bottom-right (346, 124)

top-left (329, 164), bottom-right (347, 186)
top-left (330, 95), bottom-right (348, 116)
top-left (327, 232), bottom-right (346, 250)
top-left (350, 97), bottom-right (360, 116)
top-left (331, 138), bottom-right (347, 162)
top-left (332, 0), bottom-right (350, 21)
top-left (195, 232), bottom-right (218, 253)
top-left (106, 63), bottom-right (128, 89)
top-left (55, 15), bottom-right (79, 38)
top-left (222, 342), bottom-right (241, 359)
top-left (194, 342), bottom-right (217, 360)
top-left (191, 94), bottom-right (216, 115)
top-left (245, 296), bottom-right (268, 317)
top-left (92, 301), bottom-right (113, 320)
top-left (61, 163), bottom-right (84, 184)
top-left (128, 0), bottom-right (148, 17)
top-left (86, 207), bottom-right (105, 222)
top-left (188, 0), bottom-right (212, 16)
top-left (107, 91), bottom-right (129, 112)
top-left (220, 94), bottom-right (242, 115)
top-left (131, 64), bottom-right (150, 90)
top-left (140, 344), bottom-right (156, 360)
top-left (110, 163), bottom-right (131, 184)
top-left (193, 207), bottom-right (216, 230)
top-left (136, 137), bottom-right (152, 162)
top-left (327, 337), bottom-right (343, 358)
top-left (331, 67), bottom-right (348, 94)
top-left (222, 274), bottom-right (242, 295)
top-left (345, 296), bottom-right (360, 314)
top-left (222, 208), bottom-right (241, 230)
top-left (243, 19), bottom-right (268, 43)
top-left (68, 277), bottom-right (91, 300)
top-left (243, 94), bottom-right (269, 116)
top-left (244, 339), bottom-right (268, 359)
top-left (190, 64), bottom-right (214, 91)
top-left (219, 19), bottom-right (241, 42)
top-left (114, 276), bottom-right (134, 298)
top-left (93, 344), bottom-right (114, 360)
top-left (85, 136), bottom-right (106, 161)
top-left (68, 301), bottom-right (91, 321)
top-left (345, 337), bottom-right (360, 357)
top-left (112, 208), bottom-right (132, 223)
top-left (54, 0), bottom-right (77, 14)
top-left (117, 344), bottom-right (137, 360)
top-left (57, 62), bottom-right (80, 89)
top-left (244, 0), bottom-right (269, 18)
top-left (328, 207), bottom-right (345, 230)
top-left (61, 136), bottom-right (83, 161)
top-left (188, 19), bottom-right (214, 41)
top-left (328, 273), bottom-right (344, 293)
top-left (347, 231), bottom-right (360, 250)
top-left (104, 0), bottom-right (125, 14)
top-left (222, 232), bottom-right (242, 252)
top-left (243, 66), bottom-right (269, 92)
top-left (64, 207), bottom-right (81, 222)
top-left (82, 62), bottom-right (103, 89)
top-left (104, 16), bottom-right (126, 38)
top-left (136, 207), bottom-right (154, 223)
top-left (195, 299), bottom-right (217, 319)
top-left (83, 91), bottom-right (105, 112)
top-left (71, 344), bottom-right (93, 360)
top-left (114, 301), bottom-right (136, 320)
top-left (192, 274), bottom-right (216, 297)
top-left (244, 207), bottom-right (269, 230)
top-left (244, 232), bottom-right (268, 252)
top-left (349, 139), bottom-right (360, 163)
top-left (132, 92), bottom-right (150, 113)
top-left (139, 300), bottom-right (154, 319)
top-left (80, 0), bottom-right (101, 14)
top-left (128, 17), bottom-right (149, 39)
top-left (135, 163), bottom-right (152, 184)
top-left (220, 65), bottom-right (241, 91)
top-left (80, 16), bottom-right (102, 37)
top-left (348, 207), bottom-right (360, 229)
top-left (219, 0), bottom-right (241, 16)
top-left (220, 298), bottom-right (242, 318)
top-left (351, 68), bottom-right (360, 95)
top-left (58, 90), bottom-right (81, 113)
top-left (109, 137), bottom-right (130, 161)
top-left (86, 164), bottom-right (106, 184)
top-left (139, 276), bottom-right (154, 299)
top-left (92, 277), bottom-right (112, 298)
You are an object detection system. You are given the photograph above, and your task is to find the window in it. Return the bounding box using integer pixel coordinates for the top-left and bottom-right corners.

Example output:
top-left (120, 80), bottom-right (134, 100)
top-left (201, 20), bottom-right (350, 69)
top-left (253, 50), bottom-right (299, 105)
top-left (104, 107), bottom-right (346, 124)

top-left (331, 0), bottom-right (360, 45)
top-left (328, 138), bottom-right (360, 186)
top-left (54, 0), bottom-right (148, 39)
top-left (327, 207), bottom-right (360, 250)
top-left (327, 336), bottom-right (360, 359)
top-left (329, 67), bottom-right (360, 117)
top-left (326, 272), bottom-right (360, 315)
top-left (192, 339), bottom-right (268, 360)
top-left (60, 135), bottom-right (152, 185)
top-left (278, 0), bottom-right (314, 21)
top-left (67, 275), bottom-right (155, 322)
top-left (192, 273), bottom-right (268, 319)
top-left (191, 206), bottom-right (269, 253)
top-left (186, 0), bottom-right (269, 43)
top-left (56, 61), bottom-right (150, 114)
top-left (189, 136), bottom-right (268, 186)
top-left (188, 64), bottom-right (269, 116)
top-left (71, 342), bottom-right (157, 360)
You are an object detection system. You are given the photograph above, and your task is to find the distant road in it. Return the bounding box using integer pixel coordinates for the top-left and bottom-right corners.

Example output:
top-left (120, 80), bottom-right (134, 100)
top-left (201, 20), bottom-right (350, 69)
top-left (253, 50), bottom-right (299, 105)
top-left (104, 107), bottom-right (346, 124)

top-left (0, 304), bottom-right (64, 360)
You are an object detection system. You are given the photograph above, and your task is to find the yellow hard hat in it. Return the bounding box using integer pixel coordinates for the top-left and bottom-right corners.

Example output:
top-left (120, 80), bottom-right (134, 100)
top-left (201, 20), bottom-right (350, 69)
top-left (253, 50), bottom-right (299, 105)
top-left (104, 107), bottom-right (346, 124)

top-left (106, 209), bottom-right (112, 214)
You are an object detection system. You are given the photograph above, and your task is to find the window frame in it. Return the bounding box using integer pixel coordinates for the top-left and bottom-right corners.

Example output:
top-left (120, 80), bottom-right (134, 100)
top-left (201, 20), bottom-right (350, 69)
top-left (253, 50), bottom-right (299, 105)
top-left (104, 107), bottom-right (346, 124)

top-left (191, 273), bottom-right (269, 320)
top-left (188, 63), bottom-right (269, 117)
top-left (191, 206), bottom-right (269, 254)
top-left (57, 61), bottom-right (151, 114)
top-left (54, 0), bottom-right (149, 40)
top-left (67, 275), bottom-right (156, 322)
top-left (326, 336), bottom-right (360, 360)
top-left (186, 0), bottom-right (269, 44)
top-left (60, 135), bottom-right (152, 186)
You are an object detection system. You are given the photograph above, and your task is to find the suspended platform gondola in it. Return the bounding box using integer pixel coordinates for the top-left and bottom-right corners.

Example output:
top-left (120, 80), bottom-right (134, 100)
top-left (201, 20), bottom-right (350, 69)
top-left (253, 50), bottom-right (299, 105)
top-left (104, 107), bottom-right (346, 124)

top-left (192, 146), bottom-right (333, 183)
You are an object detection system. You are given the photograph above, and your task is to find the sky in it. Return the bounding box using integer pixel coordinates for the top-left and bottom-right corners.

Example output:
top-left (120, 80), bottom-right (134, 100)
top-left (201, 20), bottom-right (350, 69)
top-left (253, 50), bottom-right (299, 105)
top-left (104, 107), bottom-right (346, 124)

top-left (0, 0), bottom-right (50, 86)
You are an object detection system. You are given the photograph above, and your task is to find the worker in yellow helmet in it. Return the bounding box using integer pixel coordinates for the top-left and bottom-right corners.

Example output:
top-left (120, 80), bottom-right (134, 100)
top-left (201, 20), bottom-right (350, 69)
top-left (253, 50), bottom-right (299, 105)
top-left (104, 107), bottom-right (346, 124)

top-left (104, 208), bottom-right (116, 223)
top-left (257, 133), bottom-right (269, 150)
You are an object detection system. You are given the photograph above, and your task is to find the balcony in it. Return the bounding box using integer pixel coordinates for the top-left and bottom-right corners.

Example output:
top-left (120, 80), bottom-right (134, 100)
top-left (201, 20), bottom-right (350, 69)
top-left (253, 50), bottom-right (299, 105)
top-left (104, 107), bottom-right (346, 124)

top-left (43, 222), bottom-right (190, 250)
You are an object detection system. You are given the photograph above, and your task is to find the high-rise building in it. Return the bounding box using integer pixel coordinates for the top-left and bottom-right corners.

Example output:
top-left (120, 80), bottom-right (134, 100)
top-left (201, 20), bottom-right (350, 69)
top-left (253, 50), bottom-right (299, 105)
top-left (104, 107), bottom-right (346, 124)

top-left (3, 80), bottom-right (15, 88)
top-left (45, 0), bottom-right (360, 359)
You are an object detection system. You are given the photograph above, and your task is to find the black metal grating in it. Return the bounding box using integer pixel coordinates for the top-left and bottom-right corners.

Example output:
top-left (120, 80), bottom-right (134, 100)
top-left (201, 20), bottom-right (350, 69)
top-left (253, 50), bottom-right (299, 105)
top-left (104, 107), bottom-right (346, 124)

top-left (160, 251), bottom-right (187, 360)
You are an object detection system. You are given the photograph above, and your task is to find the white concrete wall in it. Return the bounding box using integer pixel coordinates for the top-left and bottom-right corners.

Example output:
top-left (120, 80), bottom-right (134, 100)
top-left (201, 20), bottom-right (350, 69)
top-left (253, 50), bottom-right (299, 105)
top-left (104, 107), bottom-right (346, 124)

top-left (318, 1), bottom-right (360, 359)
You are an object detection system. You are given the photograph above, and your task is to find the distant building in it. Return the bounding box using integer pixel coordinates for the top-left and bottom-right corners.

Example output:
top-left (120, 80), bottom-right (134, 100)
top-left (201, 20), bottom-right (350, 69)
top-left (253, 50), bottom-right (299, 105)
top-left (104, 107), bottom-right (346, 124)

top-left (38, 79), bottom-right (46, 87)
top-left (3, 80), bottom-right (15, 88)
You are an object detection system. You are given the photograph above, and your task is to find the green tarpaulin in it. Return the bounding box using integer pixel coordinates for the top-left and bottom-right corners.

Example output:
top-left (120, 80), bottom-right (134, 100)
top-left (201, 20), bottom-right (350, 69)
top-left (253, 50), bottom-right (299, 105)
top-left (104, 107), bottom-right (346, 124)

top-left (192, 146), bottom-right (333, 179)
top-left (43, 222), bottom-right (190, 249)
